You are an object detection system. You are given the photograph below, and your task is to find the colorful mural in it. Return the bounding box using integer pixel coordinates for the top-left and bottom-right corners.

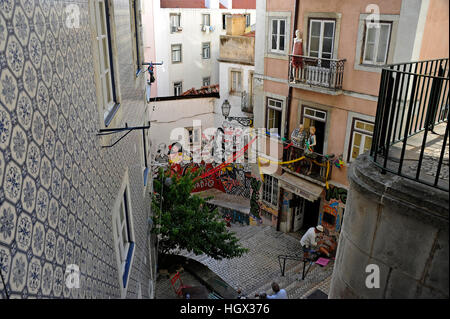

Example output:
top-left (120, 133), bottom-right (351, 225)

top-left (320, 185), bottom-right (348, 234)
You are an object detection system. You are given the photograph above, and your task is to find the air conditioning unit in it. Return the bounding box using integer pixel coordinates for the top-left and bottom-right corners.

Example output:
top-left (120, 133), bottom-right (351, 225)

top-left (201, 25), bottom-right (207, 32)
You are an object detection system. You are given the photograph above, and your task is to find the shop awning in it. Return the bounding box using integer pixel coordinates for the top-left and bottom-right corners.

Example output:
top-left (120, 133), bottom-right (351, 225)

top-left (195, 189), bottom-right (250, 214)
top-left (277, 173), bottom-right (324, 202)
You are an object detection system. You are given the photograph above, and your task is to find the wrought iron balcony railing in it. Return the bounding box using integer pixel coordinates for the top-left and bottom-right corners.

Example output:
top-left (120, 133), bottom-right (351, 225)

top-left (282, 143), bottom-right (332, 184)
top-left (370, 58), bottom-right (449, 191)
top-left (289, 55), bottom-right (346, 90)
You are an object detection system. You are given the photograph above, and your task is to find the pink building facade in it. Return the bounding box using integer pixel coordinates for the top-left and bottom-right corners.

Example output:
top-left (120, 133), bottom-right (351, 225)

top-left (254, 0), bottom-right (449, 235)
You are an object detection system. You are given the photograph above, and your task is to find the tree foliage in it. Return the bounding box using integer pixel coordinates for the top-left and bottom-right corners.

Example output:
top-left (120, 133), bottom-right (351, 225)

top-left (152, 168), bottom-right (248, 260)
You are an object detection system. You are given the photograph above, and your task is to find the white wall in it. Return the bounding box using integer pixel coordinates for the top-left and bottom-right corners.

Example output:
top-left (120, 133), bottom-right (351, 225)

top-left (215, 61), bottom-right (254, 129)
top-left (152, 0), bottom-right (256, 97)
top-left (149, 97), bottom-right (217, 156)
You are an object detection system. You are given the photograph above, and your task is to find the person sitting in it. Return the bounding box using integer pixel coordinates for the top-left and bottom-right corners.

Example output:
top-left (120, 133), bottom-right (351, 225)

top-left (255, 282), bottom-right (288, 299)
top-left (300, 225), bottom-right (324, 259)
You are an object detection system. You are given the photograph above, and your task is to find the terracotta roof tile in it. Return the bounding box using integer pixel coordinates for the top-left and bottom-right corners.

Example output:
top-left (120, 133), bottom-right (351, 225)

top-left (232, 0), bottom-right (256, 9)
top-left (182, 84), bottom-right (219, 96)
top-left (160, 0), bottom-right (206, 9)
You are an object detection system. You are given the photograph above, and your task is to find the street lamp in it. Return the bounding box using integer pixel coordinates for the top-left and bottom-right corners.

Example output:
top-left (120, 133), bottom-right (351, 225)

top-left (220, 99), bottom-right (253, 127)
top-left (221, 99), bottom-right (231, 118)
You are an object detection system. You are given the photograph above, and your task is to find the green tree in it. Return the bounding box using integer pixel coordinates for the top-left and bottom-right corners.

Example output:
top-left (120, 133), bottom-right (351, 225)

top-left (152, 168), bottom-right (248, 260)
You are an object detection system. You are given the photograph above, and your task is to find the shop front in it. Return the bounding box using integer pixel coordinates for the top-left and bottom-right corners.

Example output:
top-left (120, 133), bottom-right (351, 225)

top-left (277, 172), bottom-right (324, 234)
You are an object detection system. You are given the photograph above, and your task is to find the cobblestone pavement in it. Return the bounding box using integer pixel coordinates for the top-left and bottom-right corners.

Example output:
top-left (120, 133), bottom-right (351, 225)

top-left (180, 224), bottom-right (334, 299)
top-left (388, 122), bottom-right (449, 189)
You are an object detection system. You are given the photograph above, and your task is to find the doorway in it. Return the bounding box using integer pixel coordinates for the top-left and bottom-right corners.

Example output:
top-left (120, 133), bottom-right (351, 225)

top-left (290, 195), bottom-right (306, 232)
top-left (301, 198), bottom-right (321, 231)
top-left (302, 106), bottom-right (327, 155)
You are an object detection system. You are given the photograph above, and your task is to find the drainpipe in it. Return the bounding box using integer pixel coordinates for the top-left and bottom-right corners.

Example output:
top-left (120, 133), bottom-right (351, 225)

top-left (278, 0), bottom-right (299, 232)
top-left (284, 0), bottom-right (300, 140)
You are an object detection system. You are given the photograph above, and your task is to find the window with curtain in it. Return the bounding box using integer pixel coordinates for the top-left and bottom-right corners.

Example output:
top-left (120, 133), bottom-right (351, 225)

top-left (349, 118), bottom-right (374, 161)
top-left (171, 44), bottom-right (182, 63)
top-left (270, 18), bottom-right (286, 53)
top-left (362, 22), bottom-right (392, 65)
top-left (267, 98), bottom-right (282, 136)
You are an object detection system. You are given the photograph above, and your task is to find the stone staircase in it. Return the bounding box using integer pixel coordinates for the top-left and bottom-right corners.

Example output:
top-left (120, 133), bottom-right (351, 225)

top-left (180, 224), bottom-right (334, 299)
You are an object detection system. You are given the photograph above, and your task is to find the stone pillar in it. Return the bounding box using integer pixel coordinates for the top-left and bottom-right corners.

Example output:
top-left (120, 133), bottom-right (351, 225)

top-left (329, 154), bottom-right (449, 299)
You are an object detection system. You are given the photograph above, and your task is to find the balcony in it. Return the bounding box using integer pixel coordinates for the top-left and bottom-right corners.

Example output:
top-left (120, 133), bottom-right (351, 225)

top-left (288, 55), bottom-right (346, 94)
top-left (281, 143), bottom-right (333, 185)
top-left (370, 58), bottom-right (449, 191)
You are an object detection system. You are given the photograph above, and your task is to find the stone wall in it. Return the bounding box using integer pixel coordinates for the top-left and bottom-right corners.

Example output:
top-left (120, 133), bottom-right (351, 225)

top-left (0, 0), bottom-right (155, 298)
top-left (329, 154), bottom-right (449, 299)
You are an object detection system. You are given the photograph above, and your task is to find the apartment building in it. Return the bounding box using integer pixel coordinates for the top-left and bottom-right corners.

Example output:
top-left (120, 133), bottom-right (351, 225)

top-left (0, 0), bottom-right (156, 298)
top-left (149, 0), bottom-right (256, 97)
top-left (254, 0), bottom-right (448, 235)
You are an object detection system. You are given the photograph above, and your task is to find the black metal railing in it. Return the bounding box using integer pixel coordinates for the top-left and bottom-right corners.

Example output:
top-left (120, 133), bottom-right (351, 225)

top-left (282, 143), bottom-right (332, 184)
top-left (289, 55), bottom-right (346, 90)
top-left (370, 58), bottom-right (449, 191)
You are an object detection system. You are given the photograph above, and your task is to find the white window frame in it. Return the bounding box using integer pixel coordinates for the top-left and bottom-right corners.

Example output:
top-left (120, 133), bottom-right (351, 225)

top-left (171, 44), bottom-right (182, 63)
top-left (362, 22), bottom-right (392, 65)
top-left (112, 175), bottom-right (135, 298)
top-left (202, 76), bottom-right (211, 87)
top-left (267, 98), bottom-right (283, 136)
top-left (270, 18), bottom-right (287, 54)
top-left (174, 82), bottom-right (182, 96)
top-left (262, 175), bottom-right (279, 207)
top-left (348, 118), bottom-right (374, 162)
top-left (93, 0), bottom-right (116, 119)
top-left (308, 19), bottom-right (335, 59)
top-left (303, 107), bottom-right (327, 122)
top-left (202, 42), bottom-right (211, 59)
top-left (202, 13), bottom-right (210, 26)
top-left (170, 13), bottom-right (181, 32)
top-left (230, 70), bottom-right (242, 93)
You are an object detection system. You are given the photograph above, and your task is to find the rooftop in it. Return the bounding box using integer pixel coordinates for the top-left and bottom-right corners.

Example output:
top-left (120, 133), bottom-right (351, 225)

top-left (182, 84), bottom-right (220, 96)
top-left (160, 0), bottom-right (256, 9)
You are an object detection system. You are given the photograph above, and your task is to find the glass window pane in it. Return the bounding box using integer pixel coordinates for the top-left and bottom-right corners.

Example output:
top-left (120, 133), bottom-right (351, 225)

top-left (272, 20), bottom-right (278, 35)
top-left (324, 22), bottom-right (334, 37)
top-left (102, 38), bottom-right (109, 70)
top-left (279, 35), bottom-right (285, 51)
top-left (364, 136), bottom-right (372, 151)
top-left (272, 35), bottom-right (278, 50)
top-left (311, 21), bottom-right (321, 36)
top-left (99, 1), bottom-right (107, 36)
top-left (280, 20), bottom-right (285, 35)
top-left (367, 26), bottom-right (376, 43)
top-left (352, 146), bottom-right (360, 159)
top-left (376, 24), bottom-right (390, 63)
top-left (354, 132), bottom-right (362, 146)
top-left (310, 36), bottom-right (320, 53)
top-left (322, 38), bottom-right (333, 54)
top-left (355, 121), bottom-right (364, 129)
top-left (365, 43), bottom-right (375, 61)
top-left (365, 123), bottom-right (374, 132)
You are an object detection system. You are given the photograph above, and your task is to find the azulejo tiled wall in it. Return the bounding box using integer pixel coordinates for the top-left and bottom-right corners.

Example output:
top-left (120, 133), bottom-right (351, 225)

top-left (0, 0), bottom-right (154, 298)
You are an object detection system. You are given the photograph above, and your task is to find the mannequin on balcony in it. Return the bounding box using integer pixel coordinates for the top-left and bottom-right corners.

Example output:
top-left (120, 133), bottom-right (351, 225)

top-left (291, 30), bottom-right (304, 81)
